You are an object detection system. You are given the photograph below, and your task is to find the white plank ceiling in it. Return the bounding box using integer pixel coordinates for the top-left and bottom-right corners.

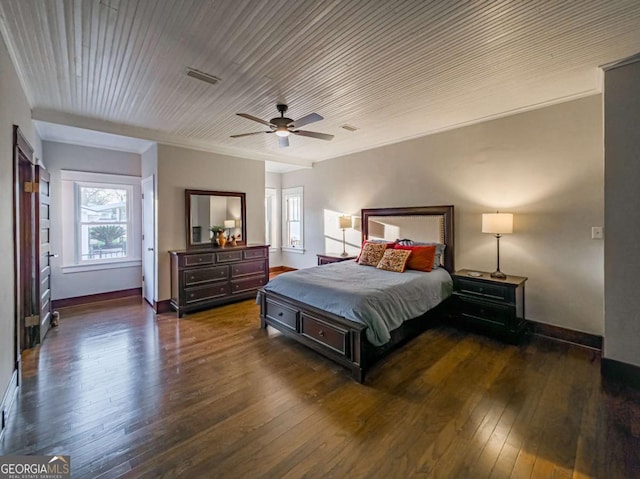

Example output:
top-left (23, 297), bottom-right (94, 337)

top-left (1, 0), bottom-right (640, 168)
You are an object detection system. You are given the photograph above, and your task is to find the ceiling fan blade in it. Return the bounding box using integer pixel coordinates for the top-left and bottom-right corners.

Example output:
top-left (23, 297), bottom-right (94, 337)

top-left (289, 113), bottom-right (323, 128)
top-left (230, 131), bottom-right (270, 138)
top-left (291, 130), bottom-right (334, 141)
top-left (237, 113), bottom-right (273, 127)
top-left (278, 136), bottom-right (290, 148)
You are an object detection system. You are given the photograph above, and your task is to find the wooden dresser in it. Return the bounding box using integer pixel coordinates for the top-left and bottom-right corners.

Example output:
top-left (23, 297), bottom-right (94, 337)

top-left (170, 244), bottom-right (269, 317)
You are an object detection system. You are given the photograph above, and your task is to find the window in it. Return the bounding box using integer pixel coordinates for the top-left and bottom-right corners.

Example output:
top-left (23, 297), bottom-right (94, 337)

top-left (78, 184), bottom-right (130, 261)
top-left (61, 171), bottom-right (141, 272)
top-left (265, 188), bottom-right (278, 251)
top-left (282, 186), bottom-right (304, 253)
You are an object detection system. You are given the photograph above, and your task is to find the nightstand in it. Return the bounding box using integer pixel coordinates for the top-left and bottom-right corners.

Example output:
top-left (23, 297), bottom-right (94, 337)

top-left (317, 253), bottom-right (357, 265)
top-left (452, 269), bottom-right (527, 342)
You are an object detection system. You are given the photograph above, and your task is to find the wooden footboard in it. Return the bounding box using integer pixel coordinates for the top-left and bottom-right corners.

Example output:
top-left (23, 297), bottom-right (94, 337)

top-left (258, 288), bottom-right (451, 383)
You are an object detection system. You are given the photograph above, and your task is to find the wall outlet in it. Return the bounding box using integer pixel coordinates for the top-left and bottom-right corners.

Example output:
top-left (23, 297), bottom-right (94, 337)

top-left (592, 226), bottom-right (604, 239)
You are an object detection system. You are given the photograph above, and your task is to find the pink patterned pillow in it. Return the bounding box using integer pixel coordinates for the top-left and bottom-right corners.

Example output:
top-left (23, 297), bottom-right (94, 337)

top-left (358, 242), bottom-right (387, 266)
top-left (376, 249), bottom-right (412, 273)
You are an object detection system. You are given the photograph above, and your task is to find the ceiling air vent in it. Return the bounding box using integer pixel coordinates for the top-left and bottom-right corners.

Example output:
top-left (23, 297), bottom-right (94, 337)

top-left (185, 68), bottom-right (221, 86)
top-left (340, 124), bottom-right (359, 132)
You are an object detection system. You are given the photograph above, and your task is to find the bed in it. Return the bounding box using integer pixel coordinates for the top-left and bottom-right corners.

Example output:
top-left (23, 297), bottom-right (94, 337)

top-left (257, 205), bottom-right (455, 382)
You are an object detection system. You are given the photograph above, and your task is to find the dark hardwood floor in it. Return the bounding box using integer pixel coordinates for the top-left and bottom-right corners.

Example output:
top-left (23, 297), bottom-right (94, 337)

top-left (1, 297), bottom-right (639, 478)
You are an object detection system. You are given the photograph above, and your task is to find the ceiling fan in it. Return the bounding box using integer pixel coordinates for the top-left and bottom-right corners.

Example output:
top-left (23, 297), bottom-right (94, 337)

top-left (230, 104), bottom-right (334, 147)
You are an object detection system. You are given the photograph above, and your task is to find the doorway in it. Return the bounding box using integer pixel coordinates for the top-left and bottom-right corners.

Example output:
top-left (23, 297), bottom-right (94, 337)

top-left (13, 126), bottom-right (53, 356)
top-left (141, 176), bottom-right (155, 307)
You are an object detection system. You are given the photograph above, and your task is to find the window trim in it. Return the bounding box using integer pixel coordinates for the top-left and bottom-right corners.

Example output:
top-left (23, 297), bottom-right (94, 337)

top-left (61, 170), bottom-right (142, 272)
top-left (281, 186), bottom-right (304, 254)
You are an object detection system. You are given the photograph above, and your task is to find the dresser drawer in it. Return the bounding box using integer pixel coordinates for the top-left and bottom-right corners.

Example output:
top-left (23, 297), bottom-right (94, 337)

top-left (244, 248), bottom-right (267, 260)
top-left (185, 283), bottom-right (231, 304)
top-left (232, 260), bottom-right (267, 277)
top-left (231, 275), bottom-right (267, 294)
top-left (455, 278), bottom-right (513, 303)
top-left (216, 250), bottom-right (243, 263)
top-left (184, 266), bottom-right (229, 286)
top-left (184, 253), bottom-right (215, 267)
top-left (457, 296), bottom-right (514, 327)
top-left (266, 299), bottom-right (298, 331)
top-left (301, 314), bottom-right (349, 356)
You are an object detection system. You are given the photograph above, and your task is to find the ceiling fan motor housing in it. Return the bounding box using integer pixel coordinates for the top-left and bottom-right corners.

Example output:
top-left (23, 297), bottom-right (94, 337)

top-left (272, 104), bottom-right (292, 127)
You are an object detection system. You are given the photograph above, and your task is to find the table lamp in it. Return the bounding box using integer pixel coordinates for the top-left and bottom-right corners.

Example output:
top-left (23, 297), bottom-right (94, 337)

top-left (339, 215), bottom-right (352, 257)
top-left (482, 212), bottom-right (513, 279)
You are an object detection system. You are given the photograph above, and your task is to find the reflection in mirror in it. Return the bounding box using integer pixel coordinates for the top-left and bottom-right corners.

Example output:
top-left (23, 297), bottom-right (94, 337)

top-left (185, 190), bottom-right (246, 248)
top-left (366, 215), bottom-right (444, 244)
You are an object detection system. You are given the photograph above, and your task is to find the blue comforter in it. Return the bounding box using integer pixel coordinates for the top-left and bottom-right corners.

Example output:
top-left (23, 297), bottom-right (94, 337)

top-left (263, 260), bottom-right (452, 346)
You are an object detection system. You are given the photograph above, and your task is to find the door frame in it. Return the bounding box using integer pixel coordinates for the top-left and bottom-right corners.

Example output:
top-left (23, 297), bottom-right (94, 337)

top-left (13, 125), bottom-right (37, 375)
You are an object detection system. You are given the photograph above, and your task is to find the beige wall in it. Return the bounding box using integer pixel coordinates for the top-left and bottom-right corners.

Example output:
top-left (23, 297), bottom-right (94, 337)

top-left (0, 34), bottom-right (41, 406)
top-left (156, 144), bottom-right (265, 300)
top-left (604, 59), bottom-right (640, 367)
top-left (282, 95), bottom-right (605, 335)
top-left (43, 141), bottom-right (142, 300)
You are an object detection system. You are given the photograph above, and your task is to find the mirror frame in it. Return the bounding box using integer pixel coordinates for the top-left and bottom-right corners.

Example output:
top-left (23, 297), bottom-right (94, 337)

top-left (185, 189), bottom-right (247, 249)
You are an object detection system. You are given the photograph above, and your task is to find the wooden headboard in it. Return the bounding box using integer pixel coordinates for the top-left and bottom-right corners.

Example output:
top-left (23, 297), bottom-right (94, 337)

top-left (361, 205), bottom-right (455, 273)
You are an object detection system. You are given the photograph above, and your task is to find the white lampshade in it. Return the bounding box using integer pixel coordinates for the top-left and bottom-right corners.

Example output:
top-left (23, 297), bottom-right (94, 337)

top-left (482, 213), bottom-right (513, 234)
top-left (224, 220), bottom-right (236, 229)
top-left (339, 215), bottom-right (352, 229)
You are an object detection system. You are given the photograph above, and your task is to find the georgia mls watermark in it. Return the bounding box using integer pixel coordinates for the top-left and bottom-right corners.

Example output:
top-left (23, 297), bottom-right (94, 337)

top-left (0, 456), bottom-right (70, 479)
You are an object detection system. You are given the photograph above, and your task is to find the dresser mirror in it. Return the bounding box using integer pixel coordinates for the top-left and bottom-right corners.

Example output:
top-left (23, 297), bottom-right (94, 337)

top-left (185, 189), bottom-right (246, 248)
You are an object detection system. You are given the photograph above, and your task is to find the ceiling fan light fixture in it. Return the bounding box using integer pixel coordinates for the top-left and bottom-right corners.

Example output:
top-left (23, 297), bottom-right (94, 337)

top-left (275, 128), bottom-right (290, 137)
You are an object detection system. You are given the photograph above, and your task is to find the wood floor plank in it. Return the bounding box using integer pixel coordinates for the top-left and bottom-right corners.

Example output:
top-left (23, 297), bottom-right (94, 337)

top-left (1, 297), bottom-right (639, 478)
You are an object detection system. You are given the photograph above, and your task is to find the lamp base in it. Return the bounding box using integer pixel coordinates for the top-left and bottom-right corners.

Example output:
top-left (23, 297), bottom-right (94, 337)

top-left (340, 251), bottom-right (350, 257)
top-left (490, 271), bottom-right (507, 280)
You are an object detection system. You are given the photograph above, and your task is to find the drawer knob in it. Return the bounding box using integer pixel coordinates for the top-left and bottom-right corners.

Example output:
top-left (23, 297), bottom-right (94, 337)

top-left (190, 276), bottom-right (195, 280)
top-left (478, 287), bottom-right (483, 292)
top-left (278, 312), bottom-right (283, 317)
top-left (198, 258), bottom-right (203, 262)
top-left (319, 330), bottom-right (325, 337)
top-left (190, 293), bottom-right (194, 298)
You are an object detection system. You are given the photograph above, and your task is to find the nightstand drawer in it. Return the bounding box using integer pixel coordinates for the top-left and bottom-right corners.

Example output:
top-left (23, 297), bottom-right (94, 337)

top-left (455, 278), bottom-right (513, 302)
top-left (458, 296), bottom-right (514, 327)
top-left (301, 314), bottom-right (349, 356)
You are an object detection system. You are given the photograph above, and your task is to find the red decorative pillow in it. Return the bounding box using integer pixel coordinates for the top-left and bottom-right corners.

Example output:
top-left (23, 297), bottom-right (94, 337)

top-left (393, 244), bottom-right (436, 272)
top-left (356, 240), bottom-right (395, 261)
